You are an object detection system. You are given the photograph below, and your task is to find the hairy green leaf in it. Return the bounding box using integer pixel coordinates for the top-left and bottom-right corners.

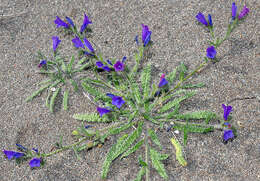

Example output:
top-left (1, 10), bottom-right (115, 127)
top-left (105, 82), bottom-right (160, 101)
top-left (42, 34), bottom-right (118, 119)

top-left (160, 91), bottom-right (195, 113)
top-left (81, 82), bottom-right (110, 102)
top-left (162, 89), bottom-right (187, 102)
top-left (49, 87), bottom-right (61, 113)
top-left (166, 68), bottom-right (177, 84)
top-left (130, 82), bottom-right (142, 105)
top-left (25, 83), bottom-right (52, 102)
top-left (134, 167), bottom-right (146, 181)
top-left (173, 123), bottom-right (214, 133)
top-left (148, 129), bottom-right (162, 149)
top-left (150, 148), bottom-right (168, 180)
top-left (73, 113), bottom-right (110, 123)
top-left (170, 137), bottom-right (187, 166)
top-left (63, 90), bottom-right (69, 111)
top-left (141, 64), bottom-right (151, 100)
top-left (67, 55), bottom-right (75, 73)
top-left (120, 139), bottom-right (144, 159)
top-left (70, 79), bottom-right (78, 92)
top-left (101, 134), bottom-right (129, 179)
top-left (178, 62), bottom-right (187, 81)
top-left (174, 111), bottom-right (217, 124)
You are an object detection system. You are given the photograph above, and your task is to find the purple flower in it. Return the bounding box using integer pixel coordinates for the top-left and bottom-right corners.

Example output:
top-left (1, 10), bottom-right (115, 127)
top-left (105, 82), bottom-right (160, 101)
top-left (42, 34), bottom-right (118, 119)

top-left (83, 38), bottom-right (94, 53)
top-left (106, 59), bottom-right (113, 66)
top-left (142, 24), bottom-right (152, 47)
top-left (208, 14), bottom-right (213, 26)
top-left (32, 148), bottom-right (38, 153)
top-left (3, 150), bottom-right (25, 160)
top-left (223, 129), bottom-right (234, 142)
top-left (96, 61), bottom-right (104, 68)
top-left (196, 12), bottom-right (208, 26)
top-left (122, 56), bottom-right (127, 63)
top-left (38, 60), bottom-right (47, 68)
top-left (206, 46), bottom-right (216, 59)
top-left (103, 66), bottom-right (111, 72)
top-left (238, 5), bottom-right (249, 20)
top-left (222, 104), bottom-right (232, 121)
top-left (52, 36), bottom-right (61, 52)
top-left (158, 74), bottom-right (168, 88)
top-left (54, 16), bottom-right (69, 29)
top-left (114, 60), bottom-right (125, 72)
top-left (29, 158), bottom-right (41, 168)
top-left (232, 2), bottom-right (237, 20)
top-left (106, 93), bottom-right (115, 98)
top-left (112, 96), bottom-right (125, 109)
top-left (158, 78), bottom-right (168, 88)
top-left (72, 36), bottom-right (84, 48)
top-left (65, 17), bottom-right (75, 27)
top-left (16, 144), bottom-right (28, 151)
top-left (80, 13), bottom-right (92, 33)
top-left (97, 107), bottom-right (111, 117)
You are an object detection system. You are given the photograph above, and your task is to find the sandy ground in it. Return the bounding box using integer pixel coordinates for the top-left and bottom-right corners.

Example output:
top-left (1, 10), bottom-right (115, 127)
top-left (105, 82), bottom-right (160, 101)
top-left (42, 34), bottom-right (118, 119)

top-left (0, 0), bottom-right (260, 180)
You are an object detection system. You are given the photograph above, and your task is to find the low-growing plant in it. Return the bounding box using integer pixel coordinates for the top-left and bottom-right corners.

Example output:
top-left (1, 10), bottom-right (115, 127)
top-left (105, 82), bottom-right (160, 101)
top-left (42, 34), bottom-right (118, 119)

top-left (3, 2), bottom-right (249, 180)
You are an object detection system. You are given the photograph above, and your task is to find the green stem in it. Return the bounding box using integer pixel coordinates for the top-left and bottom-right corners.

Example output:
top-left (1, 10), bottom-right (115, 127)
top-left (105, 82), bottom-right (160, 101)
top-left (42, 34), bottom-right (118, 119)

top-left (145, 124), bottom-right (149, 181)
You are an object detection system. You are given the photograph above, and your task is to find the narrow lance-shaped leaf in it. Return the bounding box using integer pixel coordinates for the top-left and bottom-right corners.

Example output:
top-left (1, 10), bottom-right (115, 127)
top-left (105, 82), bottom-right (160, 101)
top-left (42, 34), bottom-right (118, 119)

top-left (25, 82), bottom-right (53, 102)
top-left (73, 113), bottom-right (109, 123)
top-left (173, 123), bottom-right (214, 133)
top-left (134, 167), bottom-right (146, 181)
top-left (170, 137), bottom-right (187, 166)
top-left (160, 91), bottom-right (195, 113)
top-left (178, 62), bottom-right (187, 81)
top-left (63, 90), bottom-right (69, 111)
top-left (150, 148), bottom-right (168, 180)
top-left (67, 55), bottom-right (75, 73)
top-left (166, 68), bottom-right (177, 84)
top-left (70, 79), bottom-right (78, 92)
top-left (148, 129), bottom-right (162, 149)
top-left (141, 64), bottom-right (151, 100)
top-left (174, 111), bottom-right (217, 124)
top-left (180, 82), bottom-right (205, 89)
top-left (101, 134), bottom-right (129, 179)
top-left (130, 82), bottom-right (142, 105)
top-left (81, 81), bottom-right (110, 102)
top-left (120, 139), bottom-right (144, 159)
top-left (49, 87), bottom-right (61, 113)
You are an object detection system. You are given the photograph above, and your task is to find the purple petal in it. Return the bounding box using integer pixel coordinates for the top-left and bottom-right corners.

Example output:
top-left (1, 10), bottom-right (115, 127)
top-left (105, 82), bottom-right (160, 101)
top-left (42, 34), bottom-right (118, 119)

top-left (222, 104), bottom-right (232, 121)
top-left (106, 59), bottom-right (113, 66)
top-left (232, 2), bottom-right (237, 20)
top-left (208, 14), bottom-right (213, 26)
top-left (112, 96), bottom-right (125, 109)
top-left (29, 158), bottom-right (41, 168)
top-left (106, 93), bottom-right (115, 99)
top-left (206, 46), bottom-right (216, 59)
top-left (223, 130), bottom-right (234, 142)
top-left (83, 38), bottom-right (94, 53)
top-left (158, 78), bottom-right (168, 88)
top-left (16, 144), bottom-right (28, 151)
top-left (72, 37), bottom-right (84, 48)
top-left (32, 148), bottom-right (38, 153)
top-left (114, 61), bottom-right (125, 72)
top-left (65, 17), bottom-right (75, 27)
top-left (142, 24), bottom-right (151, 46)
top-left (80, 13), bottom-right (92, 33)
top-left (238, 5), bottom-right (249, 20)
top-left (3, 150), bottom-right (25, 160)
top-left (52, 36), bottom-right (61, 52)
top-left (103, 66), bottom-right (111, 72)
top-left (54, 16), bottom-right (69, 28)
top-left (135, 35), bottom-right (139, 46)
top-left (196, 12), bottom-right (208, 26)
top-left (96, 61), bottom-right (104, 68)
top-left (38, 60), bottom-right (47, 68)
top-left (122, 56), bottom-right (127, 63)
top-left (97, 107), bottom-right (111, 117)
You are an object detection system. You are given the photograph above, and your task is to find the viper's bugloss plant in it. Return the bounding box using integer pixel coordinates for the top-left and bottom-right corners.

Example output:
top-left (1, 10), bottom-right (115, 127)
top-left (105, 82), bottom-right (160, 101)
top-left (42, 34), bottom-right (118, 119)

top-left (5, 2), bottom-right (251, 181)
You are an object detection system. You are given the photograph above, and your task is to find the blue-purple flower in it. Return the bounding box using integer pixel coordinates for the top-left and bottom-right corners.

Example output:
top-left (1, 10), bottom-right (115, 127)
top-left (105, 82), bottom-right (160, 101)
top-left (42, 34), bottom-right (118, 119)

top-left (80, 13), bottom-right (92, 33)
top-left (238, 5), bottom-right (249, 20)
top-left (83, 38), bottom-right (94, 53)
top-left (158, 74), bottom-right (168, 88)
top-left (231, 2), bottom-right (237, 20)
top-left (135, 35), bottom-right (139, 46)
top-left (65, 17), bottom-right (75, 27)
top-left (16, 144), bottom-right (28, 151)
top-left (196, 12), bottom-right (208, 26)
top-left (206, 46), bottom-right (217, 59)
top-left (96, 61), bottom-right (104, 68)
top-left (52, 36), bottom-right (61, 52)
top-left (38, 60), bottom-right (47, 68)
top-left (54, 16), bottom-right (69, 29)
top-left (222, 104), bottom-right (232, 121)
top-left (72, 36), bottom-right (85, 48)
top-left (122, 56), bottom-right (127, 63)
top-left (97, 107), bottom-right (111, 117)
top-left (107, 93), bottom-right (125, 109)
top-left (106, 59), bottom-right (113, 66)
top-left (223, 129), bottom-right (234, 143)
top-left (142, 24), bottom-right (152, 47)
top-left (29, 158), bottom-right (41, 168)
top-left (3, 150), bottom-right (25, 160)
top-left (102, 66), bottom-right (111, 72)
top-left (208, 14), bottom-right (213, 26)
top-left (114, 60), bottom-right (125, 72)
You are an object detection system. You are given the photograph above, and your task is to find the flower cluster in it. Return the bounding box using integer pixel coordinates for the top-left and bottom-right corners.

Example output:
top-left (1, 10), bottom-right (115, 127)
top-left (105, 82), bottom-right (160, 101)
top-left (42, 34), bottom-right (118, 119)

top-left (135, 24), bottom-right (152, 47)
top-left (95, 56), bottom-right (126, 72)
top-left (222, 104), bottom-right (235, 143)
top-left (97, 94), bottom-right (125, 117)
top-left (3, 144), bottom-right (41, 168)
